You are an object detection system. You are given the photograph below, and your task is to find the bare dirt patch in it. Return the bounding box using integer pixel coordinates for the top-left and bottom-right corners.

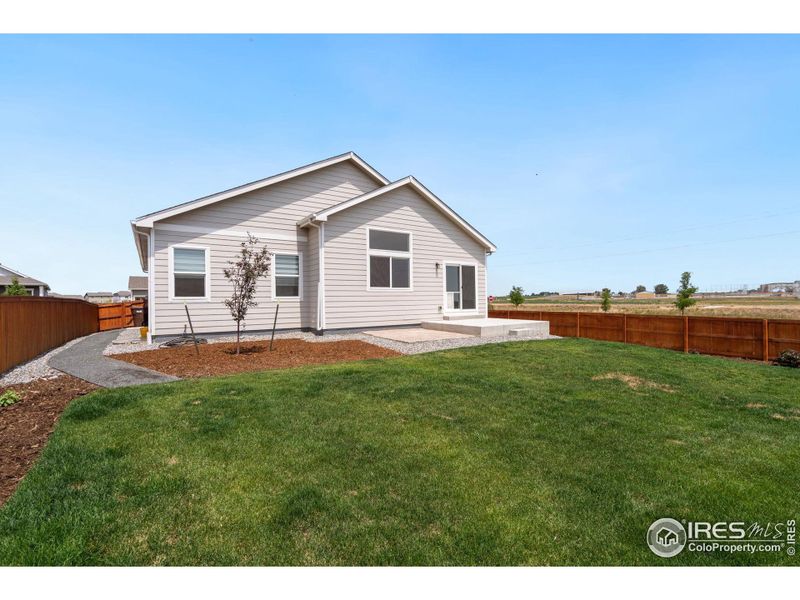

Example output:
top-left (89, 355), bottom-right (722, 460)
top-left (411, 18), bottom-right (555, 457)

top-left (0, 375), bottom-right (97, 505)
top-left (113, 338), bottom-right (401, 378)
top-left (746, 403), bottom-right (768, 409)
top-left (591, 372), bottom-right (675, 393)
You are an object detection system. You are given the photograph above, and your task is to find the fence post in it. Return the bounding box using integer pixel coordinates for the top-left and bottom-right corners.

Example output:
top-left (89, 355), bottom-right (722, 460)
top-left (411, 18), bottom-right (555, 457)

top-left (763, 319), bottom-right (769, 363)
top-left (683, 316), bottom-right (689, 353)
top-left (623, 313), bottom-right (628, 344)
top-left (576, 312), bottom-right (581, 338)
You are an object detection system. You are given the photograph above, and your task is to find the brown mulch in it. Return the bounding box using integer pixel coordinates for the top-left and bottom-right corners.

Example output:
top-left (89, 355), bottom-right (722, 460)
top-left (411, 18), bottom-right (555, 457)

top-left (113, 338), bottom-right (401, 378)
top-left (0, 375), bottom-right (97, 505)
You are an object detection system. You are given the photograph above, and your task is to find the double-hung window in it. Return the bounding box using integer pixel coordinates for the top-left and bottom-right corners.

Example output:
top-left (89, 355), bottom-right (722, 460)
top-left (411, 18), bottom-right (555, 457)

top-left (171, 246), bottom-right (209, 300)
top-left (273, 253), bottom-right (301, 298)
top-left (367, 229), bottom-right (411, 289)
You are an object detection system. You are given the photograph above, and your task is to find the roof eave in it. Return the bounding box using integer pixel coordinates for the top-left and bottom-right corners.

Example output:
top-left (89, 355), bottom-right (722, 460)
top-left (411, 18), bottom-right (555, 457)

top-left (131, 222), bottom-right (150, 272)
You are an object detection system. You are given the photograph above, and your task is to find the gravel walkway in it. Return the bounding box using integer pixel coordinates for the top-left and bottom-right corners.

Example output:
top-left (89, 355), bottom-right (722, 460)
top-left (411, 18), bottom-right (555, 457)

top-left (0, 334), bottom-right (92, 385)
top-left (104, 326), bottom-right (558, 356)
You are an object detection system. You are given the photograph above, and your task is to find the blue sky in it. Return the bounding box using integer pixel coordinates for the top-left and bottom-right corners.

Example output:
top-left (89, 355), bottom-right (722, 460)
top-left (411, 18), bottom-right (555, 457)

top-left (1, 35), bottom-right (799, 295)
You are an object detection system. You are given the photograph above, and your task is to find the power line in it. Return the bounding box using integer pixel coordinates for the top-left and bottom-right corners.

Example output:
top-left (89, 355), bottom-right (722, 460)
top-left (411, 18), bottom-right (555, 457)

top-left (491, 206), bottom-right (800, 262)
top-left (491, 228), bottom-right (800, 269)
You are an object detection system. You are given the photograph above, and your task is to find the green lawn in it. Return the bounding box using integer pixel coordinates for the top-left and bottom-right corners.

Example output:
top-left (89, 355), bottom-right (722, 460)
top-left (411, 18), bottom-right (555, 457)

top-left (1, 339), bottom-right (798, 565)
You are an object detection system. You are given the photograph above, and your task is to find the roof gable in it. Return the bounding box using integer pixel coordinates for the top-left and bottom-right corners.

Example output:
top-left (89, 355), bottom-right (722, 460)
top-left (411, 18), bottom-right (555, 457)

top-left (298, 177), bottom-right (496, 252)
top-left (132, 152), bottom-right (389, 228)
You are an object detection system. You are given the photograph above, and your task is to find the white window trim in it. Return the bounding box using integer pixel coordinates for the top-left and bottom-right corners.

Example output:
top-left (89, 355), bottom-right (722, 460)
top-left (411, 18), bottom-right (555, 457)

top-left (272, 252), bottom-right (303, 300)
top-left (442, 260), bottom-right (480, 315)
top-left (366, 227), bottom-right (413, 291)
top-left (168, 244), bottom-right (211, 302)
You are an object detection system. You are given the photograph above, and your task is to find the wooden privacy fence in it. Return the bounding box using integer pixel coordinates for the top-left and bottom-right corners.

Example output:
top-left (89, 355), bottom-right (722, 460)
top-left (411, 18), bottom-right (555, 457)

top-left (97, 300), bottom-right (145, 331)
top-left (0, 297), bottom-right (99, 374)
top-left (488, 309), bottom-right (800, 362)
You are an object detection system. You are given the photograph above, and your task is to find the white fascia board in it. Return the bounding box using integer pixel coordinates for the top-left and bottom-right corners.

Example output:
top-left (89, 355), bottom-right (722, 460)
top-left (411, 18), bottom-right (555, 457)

top-left (132, 152), bottom-right (389, 228)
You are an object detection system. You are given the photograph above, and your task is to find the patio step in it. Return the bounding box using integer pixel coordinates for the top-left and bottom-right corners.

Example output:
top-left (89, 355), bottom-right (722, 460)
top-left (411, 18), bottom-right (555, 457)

top-left (421, 318), bottom-right (550, 338)
top-left (508, 326), bottom-right (548, 337)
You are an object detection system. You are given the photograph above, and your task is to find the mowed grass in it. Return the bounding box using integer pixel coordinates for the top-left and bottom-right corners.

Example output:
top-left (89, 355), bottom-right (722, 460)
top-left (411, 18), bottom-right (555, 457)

top-left (1, 339), bottom-right (799, 565)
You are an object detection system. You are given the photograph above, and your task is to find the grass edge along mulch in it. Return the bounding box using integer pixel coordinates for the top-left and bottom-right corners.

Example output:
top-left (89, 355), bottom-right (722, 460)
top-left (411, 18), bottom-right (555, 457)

top-left (0, 375), bottom-right (97, 505)
top-left (113, 338), bottom-right (401, 378)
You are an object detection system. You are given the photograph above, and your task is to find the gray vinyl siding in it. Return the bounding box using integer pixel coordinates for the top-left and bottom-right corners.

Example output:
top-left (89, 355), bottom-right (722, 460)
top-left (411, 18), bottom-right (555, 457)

top-left (323, 185), bottom-right (487, 329)
top-left (161, 162), bottom-right (380, 232)
top-left (151, 162), bottom-right (380, 336)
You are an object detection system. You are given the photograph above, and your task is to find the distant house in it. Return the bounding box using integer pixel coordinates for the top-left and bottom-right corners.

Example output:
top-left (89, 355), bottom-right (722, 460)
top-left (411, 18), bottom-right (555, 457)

top-left (759, 281), bottom-right (798, 294)
top-left (83, 292), bottom-right (114, 304)
top-left (0, 263), bottom-right (49, 296)
top-left (113, 290), bottom-right (134, 302)
top-left (128, 276), bottom-right (148, 300)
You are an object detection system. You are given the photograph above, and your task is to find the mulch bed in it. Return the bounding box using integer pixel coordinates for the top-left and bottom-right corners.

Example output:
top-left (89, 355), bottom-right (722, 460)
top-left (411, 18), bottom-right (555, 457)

top-left (113, 338), bottom-right (401, 378)
top-left (0, 375), bottom-right (97, 505)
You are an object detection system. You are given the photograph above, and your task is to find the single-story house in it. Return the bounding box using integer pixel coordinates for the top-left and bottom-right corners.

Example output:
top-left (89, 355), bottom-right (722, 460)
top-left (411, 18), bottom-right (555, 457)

top-left (83, 292), bottom-right (114, 304)
top-left (128, 276), bottom-right (148, 300)
top-left (113, 290), bottom-right (134, 302)
top-left (130, 152), bottom-right (496, 341)
top-left (0, 263), bottom-right (49, 296)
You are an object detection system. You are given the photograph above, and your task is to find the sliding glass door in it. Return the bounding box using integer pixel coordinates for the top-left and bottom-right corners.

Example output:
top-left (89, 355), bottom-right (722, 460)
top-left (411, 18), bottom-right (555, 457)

top-left (445, 264), bottom-right (477, 311)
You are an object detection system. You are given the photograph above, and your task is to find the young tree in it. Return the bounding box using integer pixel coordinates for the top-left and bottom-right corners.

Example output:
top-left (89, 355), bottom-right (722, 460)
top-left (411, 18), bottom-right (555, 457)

top-left (634, 284), bottom-right (646, 294)
top-left (600, 288), bottom-right (612, 312)
top-left (654, 283), bottom-right (669, 295)
top-left (674, 271), bottom-right (698, 314)
top-left (508, 286), bottom-right (525, 309)
top-left (223, 234), bottom-right (271, 354)
top-left (2, 277), bottom-right (30, 296)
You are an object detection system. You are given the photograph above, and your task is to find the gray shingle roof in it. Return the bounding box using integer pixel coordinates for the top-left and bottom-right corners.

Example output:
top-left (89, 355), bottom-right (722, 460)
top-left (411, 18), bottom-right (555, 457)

top-left (128, 276), bottom-right (148, 290)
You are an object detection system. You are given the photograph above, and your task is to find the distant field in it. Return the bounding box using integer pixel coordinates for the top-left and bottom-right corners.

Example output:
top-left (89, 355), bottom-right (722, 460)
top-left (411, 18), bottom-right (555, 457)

top-left (491, 295), bottom-right (800, 319)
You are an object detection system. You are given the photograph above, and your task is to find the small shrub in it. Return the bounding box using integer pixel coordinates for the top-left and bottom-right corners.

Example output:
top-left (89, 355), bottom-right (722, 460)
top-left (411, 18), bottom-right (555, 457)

top-left (674, 271), bottom-right (698, 314)
top-left (508, 286), bottom-right (525, 309)
top-left (0, 390), bottom-right (21, 407)
top-left (774, 350), bottom-right (800, 368)
top-left (600, 288), bottom-right (612, 312)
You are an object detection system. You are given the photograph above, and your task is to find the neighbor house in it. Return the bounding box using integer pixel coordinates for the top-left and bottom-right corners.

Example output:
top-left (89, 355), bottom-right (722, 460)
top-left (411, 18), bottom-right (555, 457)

top-left (130, 152), bottom-right (495, 341)
top-left (83, 292), bottom-right (114, 304)
top-left (113, 290), bottom-right (134, 302)
top-left (0, 263), bottom-right (49, 296)
top-left (128, 276), bottom-right (148, 300)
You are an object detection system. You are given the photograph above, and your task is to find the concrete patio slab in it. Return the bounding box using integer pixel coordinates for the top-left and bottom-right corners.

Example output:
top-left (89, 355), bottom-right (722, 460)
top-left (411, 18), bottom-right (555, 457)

top-left (49, 330), bottom-right (180, 388)
top-left (421, 318), bottom-right (550, 338)
top-left (364, 327), bottom-right (474, 343)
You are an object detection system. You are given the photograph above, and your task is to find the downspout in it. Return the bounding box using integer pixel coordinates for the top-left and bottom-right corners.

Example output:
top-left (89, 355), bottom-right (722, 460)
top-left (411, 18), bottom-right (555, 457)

top-left (485, 250), bottom-right (493, 318)
top-left (307, 221), bottom-right (326, 334)
top-left (138, 228), bottom-right (155, 344)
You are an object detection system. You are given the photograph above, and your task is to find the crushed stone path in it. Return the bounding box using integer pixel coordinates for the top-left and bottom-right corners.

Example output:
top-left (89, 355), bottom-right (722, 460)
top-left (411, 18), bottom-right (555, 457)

top-left (49, 331), bottom-right (180, 388)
